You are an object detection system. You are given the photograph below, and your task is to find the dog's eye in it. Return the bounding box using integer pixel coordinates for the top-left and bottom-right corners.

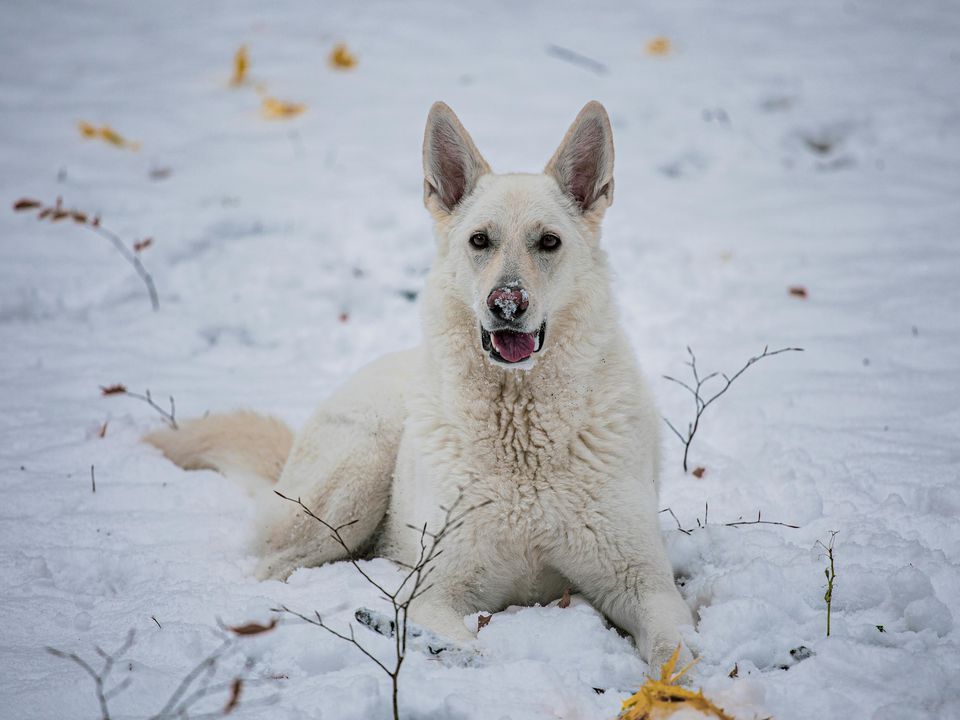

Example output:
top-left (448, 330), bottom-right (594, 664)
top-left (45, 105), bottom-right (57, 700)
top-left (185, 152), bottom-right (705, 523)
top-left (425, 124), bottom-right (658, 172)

top-left (469, 232), bottom-right (489, 250)
top-left (540, 233), bottom-right (561, 251)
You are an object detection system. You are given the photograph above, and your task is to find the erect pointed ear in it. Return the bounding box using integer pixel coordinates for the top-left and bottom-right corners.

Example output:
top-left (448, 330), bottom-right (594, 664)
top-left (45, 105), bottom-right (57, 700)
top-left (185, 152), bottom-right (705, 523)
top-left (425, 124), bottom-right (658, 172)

top-left (544, 101), bottom-right (614, 214)
top-left (423, 102), bottom-right (491, 217)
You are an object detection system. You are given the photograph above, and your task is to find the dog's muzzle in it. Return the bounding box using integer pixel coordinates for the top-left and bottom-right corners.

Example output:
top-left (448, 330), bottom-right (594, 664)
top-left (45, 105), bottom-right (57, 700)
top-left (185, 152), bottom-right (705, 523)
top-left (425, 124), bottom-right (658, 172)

top-left (480, 320), bottom-right (547, 365)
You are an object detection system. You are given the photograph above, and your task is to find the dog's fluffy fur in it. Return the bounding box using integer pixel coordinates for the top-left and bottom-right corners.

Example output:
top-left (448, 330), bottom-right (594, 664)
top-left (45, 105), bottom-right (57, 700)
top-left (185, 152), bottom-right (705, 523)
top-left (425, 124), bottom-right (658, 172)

top-left (146, 101), bottom-right (694, 671)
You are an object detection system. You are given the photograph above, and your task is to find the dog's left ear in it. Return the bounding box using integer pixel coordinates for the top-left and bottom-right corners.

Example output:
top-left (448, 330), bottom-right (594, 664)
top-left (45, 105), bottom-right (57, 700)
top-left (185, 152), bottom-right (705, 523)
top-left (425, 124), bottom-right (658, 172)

top-left (545, 101), bottom-right (614, 216)
top-left (423, 102), bottom-right (491, 219)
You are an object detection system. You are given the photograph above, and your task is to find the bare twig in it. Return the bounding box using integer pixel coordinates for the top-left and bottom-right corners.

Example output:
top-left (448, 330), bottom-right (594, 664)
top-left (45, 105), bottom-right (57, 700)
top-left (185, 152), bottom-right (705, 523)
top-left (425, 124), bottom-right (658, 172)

top-left (658, 507), bottom-right (692, 536)
top-left (101, 385), bottom-right (178, 429)
top-left (816, 531), bottom-right (838, 637)
top-left (47, 624), bottom-right (277, 720)
top-left (273, 490), bottom-right (486, 720)
top-left (660, 503), bottom-right (800, 534)
top-left (46, 629), bottom-right (135, 720)
top-left (662, 345), bottom-right (803, 472)
top-left (13, 197), bottom-right (159, 311)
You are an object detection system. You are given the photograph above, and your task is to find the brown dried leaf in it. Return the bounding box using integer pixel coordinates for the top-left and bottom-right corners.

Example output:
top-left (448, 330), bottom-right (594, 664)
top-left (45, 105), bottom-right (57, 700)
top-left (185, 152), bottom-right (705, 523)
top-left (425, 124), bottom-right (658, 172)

top-left (133, 238), bottom-right (153, 253)
top-left (13, 199), bottom-right (42, 211)
top-left (98, 421), bottom-right (109, 438)
top-left (728, 663), bottom-right (738, 678)
top-left (37, 208), bottom-right (52, 220)
top-left (559, 587), bottom-right (571, 608)
top-left (228, 618), bottom-right (278, 636)
top-left (477, 614), bottom-right (491, 631)
top-left (789, 286), bottom-right (808, 299)
top-left (691, 467), bottom-right (706, 478)
top-left (71, 211), bottom-right (88, 223)
top-left (51, 210), bottom-right (70, 221)
top-left (223, 678), bottom-right (243, 714)
top-left (100, 384), bottom-right (128, 396)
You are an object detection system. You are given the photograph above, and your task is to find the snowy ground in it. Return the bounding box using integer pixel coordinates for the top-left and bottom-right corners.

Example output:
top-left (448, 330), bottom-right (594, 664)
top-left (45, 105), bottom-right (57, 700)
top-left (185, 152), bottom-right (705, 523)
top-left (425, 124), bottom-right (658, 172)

top-left (2, 1), bottom-right (959, 718)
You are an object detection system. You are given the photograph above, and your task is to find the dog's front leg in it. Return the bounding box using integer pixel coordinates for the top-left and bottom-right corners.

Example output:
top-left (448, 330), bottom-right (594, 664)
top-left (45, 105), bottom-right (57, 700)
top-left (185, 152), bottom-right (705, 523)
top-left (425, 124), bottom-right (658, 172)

top-left (549, 507), bottom-right (694, 675)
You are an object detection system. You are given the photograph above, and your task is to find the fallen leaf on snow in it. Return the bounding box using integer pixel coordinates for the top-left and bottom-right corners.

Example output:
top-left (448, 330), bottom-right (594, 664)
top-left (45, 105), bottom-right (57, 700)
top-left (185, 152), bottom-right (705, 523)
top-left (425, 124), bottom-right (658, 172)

top-left (558, 587), bottom-right (571, 608)
top-left (133, 238), bottom-right (153, 253)
top-left (477, 614), bottom-right (491, 630)
top-left (262, 97), bottom-right (306, 119)
top-left (329, 43), bottom-right (357, 69)
top-left (230, 44), bottom-right (249, 86)
top-left (12, 198), bottom-right (42, 211)
top-left (78, 122), bottom-right (141, 150)
top-left (228, 618), bottom-right (278, 635)
top-left (789, 286), bottom-right (808, 299)
top-left (619, 645), bottom-right (735, 720)
top-left (223, 678), bottom-right (243, 714)
top-left (646, 37), bottom-right (671, 56)
top-left (691, 467), bottom-right (706, 478)
top-left (100, 384), bottom-right (128, 396)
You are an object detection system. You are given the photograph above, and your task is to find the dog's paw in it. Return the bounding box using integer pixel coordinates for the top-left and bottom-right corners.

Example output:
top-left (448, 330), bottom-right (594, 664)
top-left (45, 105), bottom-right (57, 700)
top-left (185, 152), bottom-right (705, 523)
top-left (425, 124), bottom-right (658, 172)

top-left (354, 607), bottom-right (484, 667)
top-left (647, 640), bottom-right (696, 686)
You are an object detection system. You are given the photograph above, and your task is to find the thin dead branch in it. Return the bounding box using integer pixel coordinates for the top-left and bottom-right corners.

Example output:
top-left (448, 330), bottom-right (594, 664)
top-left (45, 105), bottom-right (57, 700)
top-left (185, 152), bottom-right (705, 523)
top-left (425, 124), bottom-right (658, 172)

top-left (272, 489), bottom-right (486, 720)
top-left (663, 345), bottom-right (803, 472)
top-left (47, 625), bottom-right (278, 719)
top-left (46, 629), bottom-right (135, 720)
top-left (13, 197), bottom-right (159, 311)
top-left (660, 503), bottom-right (799, 535)
top-left (101, 385), bottom-right (178, 429)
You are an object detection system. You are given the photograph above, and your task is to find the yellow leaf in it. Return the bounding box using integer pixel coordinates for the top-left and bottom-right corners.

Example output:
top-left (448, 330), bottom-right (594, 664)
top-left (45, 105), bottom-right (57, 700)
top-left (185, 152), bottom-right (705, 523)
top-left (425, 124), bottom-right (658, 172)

top-left (77, 122), bottom-right (140, 150)
top-left (231, 44), bottom-right (249, 86)
top-left (619, 645), bottom-right (734, 720)
top-left (329, 42), bottom-right (357, 69)
top-left (261, 97), bottom-right (306, 119)
top-left (646, 37), bottom-right (671, 56)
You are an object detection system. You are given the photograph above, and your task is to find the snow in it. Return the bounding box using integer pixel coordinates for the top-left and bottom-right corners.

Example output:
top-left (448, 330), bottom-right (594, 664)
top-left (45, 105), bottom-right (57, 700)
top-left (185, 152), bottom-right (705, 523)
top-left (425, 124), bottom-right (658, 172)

top-left (2, 1), bottom-right (959, 718)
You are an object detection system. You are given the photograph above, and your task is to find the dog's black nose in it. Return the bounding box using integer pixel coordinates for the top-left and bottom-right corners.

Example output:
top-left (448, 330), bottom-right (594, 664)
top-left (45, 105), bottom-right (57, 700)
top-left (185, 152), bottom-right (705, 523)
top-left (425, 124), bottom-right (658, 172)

top-left (487, 286), bottom-right (529, 321)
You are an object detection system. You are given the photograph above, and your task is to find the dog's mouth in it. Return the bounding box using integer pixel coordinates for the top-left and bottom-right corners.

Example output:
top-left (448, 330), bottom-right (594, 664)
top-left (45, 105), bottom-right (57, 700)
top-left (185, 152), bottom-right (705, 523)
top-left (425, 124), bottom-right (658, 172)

top-left (480, 321), bottom-right (547, 365)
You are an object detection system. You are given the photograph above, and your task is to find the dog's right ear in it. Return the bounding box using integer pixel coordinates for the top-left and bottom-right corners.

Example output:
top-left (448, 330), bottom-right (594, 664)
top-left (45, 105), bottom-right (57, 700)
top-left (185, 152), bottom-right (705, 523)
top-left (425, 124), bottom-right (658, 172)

top-left (423, 102), bottom-right (491, 219)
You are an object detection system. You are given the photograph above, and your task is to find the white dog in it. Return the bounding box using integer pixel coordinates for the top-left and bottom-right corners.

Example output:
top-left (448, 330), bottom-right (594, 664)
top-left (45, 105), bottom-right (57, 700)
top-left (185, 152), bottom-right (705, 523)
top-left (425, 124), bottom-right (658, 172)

top-left (147, 101), bottom-right (694, 672)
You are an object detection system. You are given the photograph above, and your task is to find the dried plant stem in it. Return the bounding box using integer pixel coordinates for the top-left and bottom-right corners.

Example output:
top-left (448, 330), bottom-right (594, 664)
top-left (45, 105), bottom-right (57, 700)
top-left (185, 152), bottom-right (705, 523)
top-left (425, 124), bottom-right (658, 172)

top-left (273, 490), bottom-right (484, 720)
top-left (125, 389), bottom-right (178, 429)
top-left (46, 630), bottom-right (135, 720)
top-left (817, 531), bottom-right (838, 637)
top-left (87, 221), bottom-right (159, 311)
top-left (660, 504), bottom-right (800, 535)
top-left (12, 197), bottom-right (159, 311)
top-left (663, 345), bottom-right (803, 472)
top-left (47, 626), bottom-right (277, 719)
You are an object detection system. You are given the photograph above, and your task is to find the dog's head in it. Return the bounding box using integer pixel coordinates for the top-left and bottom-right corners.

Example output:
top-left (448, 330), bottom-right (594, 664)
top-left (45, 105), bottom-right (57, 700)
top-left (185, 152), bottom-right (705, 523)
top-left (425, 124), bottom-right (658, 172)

top-left (422, 101), bottom-right (615, 369)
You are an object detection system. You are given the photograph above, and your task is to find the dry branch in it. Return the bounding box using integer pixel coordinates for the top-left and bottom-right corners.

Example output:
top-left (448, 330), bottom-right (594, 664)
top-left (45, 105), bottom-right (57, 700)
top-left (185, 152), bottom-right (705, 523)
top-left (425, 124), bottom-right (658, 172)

top-left (660, 503), bottom-right (799, 535)
top-left (47, 624), bottom-right (278, 719)
top-left (100, 385), bottom-right (178, 429)
top-left (13, 197), bottom-right (159, 311)
top-left (272, 490), bottom-right (486, 720)
top-left (663, 345), bottom-right (803, 472)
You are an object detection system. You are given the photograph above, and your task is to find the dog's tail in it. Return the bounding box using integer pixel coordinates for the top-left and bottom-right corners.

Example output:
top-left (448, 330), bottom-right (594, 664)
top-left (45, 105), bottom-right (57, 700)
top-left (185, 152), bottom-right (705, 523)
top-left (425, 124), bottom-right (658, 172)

top-left (144, 411), bottom-right (294, 485)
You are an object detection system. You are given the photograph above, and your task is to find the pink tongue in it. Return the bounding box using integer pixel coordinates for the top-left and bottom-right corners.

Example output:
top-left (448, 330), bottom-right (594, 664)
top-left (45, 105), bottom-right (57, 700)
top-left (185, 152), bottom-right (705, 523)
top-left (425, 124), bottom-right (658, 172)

top-left (492, 331), bottom-right (536, 362)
